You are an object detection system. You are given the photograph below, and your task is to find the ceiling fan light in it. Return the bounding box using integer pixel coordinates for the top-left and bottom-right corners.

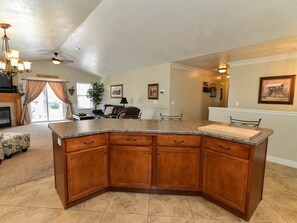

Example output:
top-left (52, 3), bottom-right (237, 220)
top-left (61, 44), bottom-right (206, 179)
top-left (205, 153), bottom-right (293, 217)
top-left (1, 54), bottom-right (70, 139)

top-left (218, 67), bottom-right (227, 74)
top-left (52, 60), bottom-right (61, 65)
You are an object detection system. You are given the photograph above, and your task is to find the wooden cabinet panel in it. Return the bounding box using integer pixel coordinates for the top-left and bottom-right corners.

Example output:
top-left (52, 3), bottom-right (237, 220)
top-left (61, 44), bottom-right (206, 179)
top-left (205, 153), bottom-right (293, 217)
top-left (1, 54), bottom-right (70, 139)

top-left (202, 150), bottom-right (248, 212)
top-left (67, 146), bottom-right (108, 202)
top-left (157, 135), bottom-right (201, 147)
top-left (110, 133), bottom-right (152, 146)
top-left (110, 146), bottom-right (152, 188)
top-left (66, 134), bottom-right (107, 153)
top-left (157, 147), bottom-right (200, 191)
top-left (204, 137), bottom-right (250, 159)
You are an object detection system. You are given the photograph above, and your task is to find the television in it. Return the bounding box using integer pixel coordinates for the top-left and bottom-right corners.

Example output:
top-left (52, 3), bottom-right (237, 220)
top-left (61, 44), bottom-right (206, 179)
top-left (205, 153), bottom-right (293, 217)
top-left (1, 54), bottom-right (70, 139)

top-left (0, 75), bottom-right (14, 93)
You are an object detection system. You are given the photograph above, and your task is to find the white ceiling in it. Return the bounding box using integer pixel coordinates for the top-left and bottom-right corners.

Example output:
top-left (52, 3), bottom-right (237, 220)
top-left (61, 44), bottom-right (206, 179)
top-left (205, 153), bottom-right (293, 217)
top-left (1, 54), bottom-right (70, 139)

top-left (1, 0), bottom-right (297, 76)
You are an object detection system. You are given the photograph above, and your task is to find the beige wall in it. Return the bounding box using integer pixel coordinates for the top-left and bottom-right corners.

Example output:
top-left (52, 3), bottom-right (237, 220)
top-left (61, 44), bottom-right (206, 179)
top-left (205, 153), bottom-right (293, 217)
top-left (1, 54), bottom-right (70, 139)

top-left (102, 63), bottom-right (171, 119)
top-left (209, 107), bottom-right (297, 168)
top-left (228, 57), bottom-right (297, 111)
top-left (170, 65), bottom-right (220, 120)
top-left (17, 60), bottom-right (100, 114)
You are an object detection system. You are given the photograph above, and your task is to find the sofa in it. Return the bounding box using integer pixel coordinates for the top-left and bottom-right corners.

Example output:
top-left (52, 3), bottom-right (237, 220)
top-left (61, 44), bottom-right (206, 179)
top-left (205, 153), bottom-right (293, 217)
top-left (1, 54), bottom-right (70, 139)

top-left (0, 132), bottom-right (30, 162)
top-left (93, 104), bottom-right (124, 118)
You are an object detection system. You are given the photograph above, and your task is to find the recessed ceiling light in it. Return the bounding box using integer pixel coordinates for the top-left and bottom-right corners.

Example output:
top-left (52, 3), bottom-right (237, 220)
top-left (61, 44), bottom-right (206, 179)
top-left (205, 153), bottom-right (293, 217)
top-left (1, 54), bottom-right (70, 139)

top-left (75, 47), bottom-right (80, 51)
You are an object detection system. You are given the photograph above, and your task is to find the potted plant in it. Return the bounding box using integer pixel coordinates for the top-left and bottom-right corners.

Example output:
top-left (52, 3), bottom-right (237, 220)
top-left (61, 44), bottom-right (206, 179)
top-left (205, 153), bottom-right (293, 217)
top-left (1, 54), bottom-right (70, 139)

top-left (86, 82), bottom-right (104, 114)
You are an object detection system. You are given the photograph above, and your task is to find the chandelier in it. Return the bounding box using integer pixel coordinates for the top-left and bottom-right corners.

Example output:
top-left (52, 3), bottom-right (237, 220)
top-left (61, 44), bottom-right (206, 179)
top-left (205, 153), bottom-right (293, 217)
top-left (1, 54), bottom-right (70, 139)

top-left (0, 23), bottom-right (32, 79)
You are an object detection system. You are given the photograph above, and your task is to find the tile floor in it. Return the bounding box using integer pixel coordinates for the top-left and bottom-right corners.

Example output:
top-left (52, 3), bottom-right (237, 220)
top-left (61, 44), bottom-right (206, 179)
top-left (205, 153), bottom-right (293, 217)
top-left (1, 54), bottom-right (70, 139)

top-left (0, 161), bottom-right (296, 223)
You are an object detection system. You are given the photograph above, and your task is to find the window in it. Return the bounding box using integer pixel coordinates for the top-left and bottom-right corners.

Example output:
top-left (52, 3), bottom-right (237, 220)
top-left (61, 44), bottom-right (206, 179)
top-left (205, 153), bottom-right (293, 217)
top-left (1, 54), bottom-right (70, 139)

top-left (77, 83), bottom-right (93, 109)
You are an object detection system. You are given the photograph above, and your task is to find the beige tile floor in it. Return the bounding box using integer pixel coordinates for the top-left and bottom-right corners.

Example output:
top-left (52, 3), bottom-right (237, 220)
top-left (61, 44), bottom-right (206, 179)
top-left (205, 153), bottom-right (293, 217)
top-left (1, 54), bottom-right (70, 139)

top-left (0, 161), bottom-right (296, 223)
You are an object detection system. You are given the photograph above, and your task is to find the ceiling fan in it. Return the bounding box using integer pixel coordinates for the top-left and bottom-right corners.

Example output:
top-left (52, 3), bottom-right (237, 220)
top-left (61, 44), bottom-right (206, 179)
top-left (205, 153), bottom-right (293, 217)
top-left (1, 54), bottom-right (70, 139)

top-left (52, 52), bottom-right (74, 65)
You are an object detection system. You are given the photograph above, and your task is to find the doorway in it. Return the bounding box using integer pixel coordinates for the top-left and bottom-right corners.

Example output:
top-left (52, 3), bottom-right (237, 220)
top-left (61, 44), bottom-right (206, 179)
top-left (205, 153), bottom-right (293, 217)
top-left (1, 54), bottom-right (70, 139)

top-left (31, 83), bottom-right (65, 122)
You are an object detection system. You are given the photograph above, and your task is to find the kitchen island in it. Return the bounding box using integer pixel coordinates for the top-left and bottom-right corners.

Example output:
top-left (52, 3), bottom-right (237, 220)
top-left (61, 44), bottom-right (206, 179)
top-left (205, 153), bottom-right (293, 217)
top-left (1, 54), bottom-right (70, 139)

top-left (48, 119), bottom-right (273, 221)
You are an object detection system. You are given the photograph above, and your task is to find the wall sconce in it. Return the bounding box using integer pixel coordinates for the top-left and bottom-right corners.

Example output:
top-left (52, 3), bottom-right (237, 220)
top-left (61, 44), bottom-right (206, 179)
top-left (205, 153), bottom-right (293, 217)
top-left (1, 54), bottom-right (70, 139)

top-left (68, 86), bottom-right (75, 96)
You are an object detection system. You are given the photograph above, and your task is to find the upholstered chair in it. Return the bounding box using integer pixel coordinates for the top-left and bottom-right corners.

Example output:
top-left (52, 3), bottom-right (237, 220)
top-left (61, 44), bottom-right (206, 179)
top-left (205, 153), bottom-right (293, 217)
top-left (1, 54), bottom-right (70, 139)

top-left (117, 106), bottom-right (141, 119)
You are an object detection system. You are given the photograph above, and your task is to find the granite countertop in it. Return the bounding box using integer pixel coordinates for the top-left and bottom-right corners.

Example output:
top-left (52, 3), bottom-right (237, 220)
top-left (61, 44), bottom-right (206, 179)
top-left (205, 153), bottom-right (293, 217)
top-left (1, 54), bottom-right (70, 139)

top-left (48, 119), bottom-right (274, 146)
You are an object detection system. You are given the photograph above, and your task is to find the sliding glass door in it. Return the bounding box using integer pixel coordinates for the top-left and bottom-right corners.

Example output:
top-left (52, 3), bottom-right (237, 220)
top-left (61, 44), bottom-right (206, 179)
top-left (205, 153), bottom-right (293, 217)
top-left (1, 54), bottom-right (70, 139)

top-left (31, 83), bottom-right (65, 122)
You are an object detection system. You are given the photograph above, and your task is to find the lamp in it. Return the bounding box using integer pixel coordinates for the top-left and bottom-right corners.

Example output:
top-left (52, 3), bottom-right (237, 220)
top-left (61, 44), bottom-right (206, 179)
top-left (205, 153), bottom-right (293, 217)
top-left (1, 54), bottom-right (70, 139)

top-left (0, 23), bottom-right (32, 79)
top-left (120, 97), bottom-right (128, 107)
top-left (218, 67), bottom-right (227, 74)
top-left (68, 86), bottom-right (75, 96)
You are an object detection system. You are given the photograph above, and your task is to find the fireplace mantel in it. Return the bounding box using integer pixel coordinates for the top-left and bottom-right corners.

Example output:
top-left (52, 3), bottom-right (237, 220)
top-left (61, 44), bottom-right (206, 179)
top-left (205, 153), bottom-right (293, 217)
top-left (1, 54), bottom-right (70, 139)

top-left (0, 93), bottom-right (25, 126)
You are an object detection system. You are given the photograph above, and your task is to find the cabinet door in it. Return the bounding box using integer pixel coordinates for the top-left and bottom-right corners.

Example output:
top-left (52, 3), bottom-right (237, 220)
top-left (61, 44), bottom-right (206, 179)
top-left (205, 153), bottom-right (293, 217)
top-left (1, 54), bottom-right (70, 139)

top-left (110, 146), bottom-right (152, 188)
top-left (156, 147), bottom-right (200, 191)
top-left (202, 150), bottom-right (248, 212)
top-left (67, 146), bottom-right (108, 202)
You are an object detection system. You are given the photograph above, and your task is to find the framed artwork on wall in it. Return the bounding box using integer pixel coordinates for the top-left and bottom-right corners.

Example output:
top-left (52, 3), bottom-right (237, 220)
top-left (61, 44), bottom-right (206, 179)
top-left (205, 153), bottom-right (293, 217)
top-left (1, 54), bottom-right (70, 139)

top-left (110, 84), bottom-right (123, 98)
top-left (148, 83), bottom-right (159, 99)
top-left (258, 75), bottom-right (295, 104)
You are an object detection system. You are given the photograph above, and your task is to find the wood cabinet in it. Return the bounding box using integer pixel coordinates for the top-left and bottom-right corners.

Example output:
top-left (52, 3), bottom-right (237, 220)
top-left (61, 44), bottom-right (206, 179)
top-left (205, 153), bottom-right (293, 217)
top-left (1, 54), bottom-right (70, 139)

top-left (52, 130), bottom-right (269, 221)
top-left (53, 133), bottom-right (108, 208)
top-left (109, 133), bottom-right (152, 188)
top-left (201, 136), bottom-right (267, 218)
top-left (156, 135), bottom-right (201, 191)
top-left (202, 149), bottom-right (248, 212)
top-left (67, 146), bottom-right (108, 201)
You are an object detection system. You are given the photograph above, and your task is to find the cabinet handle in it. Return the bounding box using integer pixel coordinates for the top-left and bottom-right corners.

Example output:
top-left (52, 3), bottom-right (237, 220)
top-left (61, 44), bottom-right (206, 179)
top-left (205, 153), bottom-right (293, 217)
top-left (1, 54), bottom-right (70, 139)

top-left (148, 152), bottom-right (151, 155)
top-left (174, 140), bottom-right (184, 143)
top-left (204, 154), bottom-right (208, 158)
top-left (104, 150), bottom-right (107, 154)
top-left (83, 141), bottom-right (95, 145)
top-left (126, 138), bottom-right (137, 141)
top-left (219, 145), bottom-right (231, 151)
top-left (157, 151), bottom-right (160, 155)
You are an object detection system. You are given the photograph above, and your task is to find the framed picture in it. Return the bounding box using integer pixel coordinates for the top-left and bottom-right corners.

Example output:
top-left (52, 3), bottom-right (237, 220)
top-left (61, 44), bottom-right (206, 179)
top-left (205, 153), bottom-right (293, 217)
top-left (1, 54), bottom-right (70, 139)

top-left (148, 83), bottom-right (159, 99)
top-left (110, 84), bottom-right (123, 98)
top-left (258, 75), bottom-right (295, 104)
top-left (203, 82), bottom-right (211, 93)
top-left (210, 87), bottom-right (217, 97)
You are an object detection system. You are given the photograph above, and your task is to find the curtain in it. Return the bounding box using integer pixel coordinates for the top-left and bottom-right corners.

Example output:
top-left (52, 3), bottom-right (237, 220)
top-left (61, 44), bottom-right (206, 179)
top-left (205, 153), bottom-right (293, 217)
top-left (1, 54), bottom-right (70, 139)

top-left (48, 82), bottom-right (73, 119)
top-left (21, 80), bottom-right (47, 125)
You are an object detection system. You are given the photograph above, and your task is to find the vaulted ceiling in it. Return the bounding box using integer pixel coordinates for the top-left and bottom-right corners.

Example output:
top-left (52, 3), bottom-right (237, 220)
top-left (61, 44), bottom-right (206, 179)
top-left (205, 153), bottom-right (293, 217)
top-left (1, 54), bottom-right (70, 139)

top-left (1, 0), bottom-right (297, 76)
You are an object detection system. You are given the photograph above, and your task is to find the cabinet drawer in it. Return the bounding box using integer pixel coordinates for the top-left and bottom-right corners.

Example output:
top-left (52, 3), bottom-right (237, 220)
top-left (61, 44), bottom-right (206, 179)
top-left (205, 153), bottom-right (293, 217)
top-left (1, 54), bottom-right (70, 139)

top-left (110, 133), bottom-right (152, 146)
top-left (204, 137), bottom-right (250, 159)
top-left (66, 134), bottom-right (107, 152)
top-left (157, 135), bottom-right (201, 147)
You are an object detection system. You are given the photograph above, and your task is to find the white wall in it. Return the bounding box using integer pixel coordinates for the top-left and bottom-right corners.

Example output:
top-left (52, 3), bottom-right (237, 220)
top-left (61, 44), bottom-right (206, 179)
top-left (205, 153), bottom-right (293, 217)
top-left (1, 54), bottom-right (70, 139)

top-left (209, 107), bottom-right (297, 168)
top-left (16, 60), bottom-right (101, 114)
top-left (170, 65), bottom-right (220, 120)
top-left (101, 63), bottom-right (171, 119)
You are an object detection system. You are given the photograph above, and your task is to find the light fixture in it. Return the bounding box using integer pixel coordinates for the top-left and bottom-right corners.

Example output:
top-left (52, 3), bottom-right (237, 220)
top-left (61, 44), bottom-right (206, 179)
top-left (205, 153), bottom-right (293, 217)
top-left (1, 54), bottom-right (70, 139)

top-left (218, 67), bottom-right (227, 74)
top-left (120, 97), bottom-right (128, 107)
top-left (0, 23), bottom-right (32, 79)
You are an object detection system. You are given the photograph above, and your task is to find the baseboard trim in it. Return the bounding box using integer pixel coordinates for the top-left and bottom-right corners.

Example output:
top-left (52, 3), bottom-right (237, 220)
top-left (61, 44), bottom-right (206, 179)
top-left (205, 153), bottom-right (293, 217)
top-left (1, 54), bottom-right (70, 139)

top-left (267, 155), bottom-right (297, 169)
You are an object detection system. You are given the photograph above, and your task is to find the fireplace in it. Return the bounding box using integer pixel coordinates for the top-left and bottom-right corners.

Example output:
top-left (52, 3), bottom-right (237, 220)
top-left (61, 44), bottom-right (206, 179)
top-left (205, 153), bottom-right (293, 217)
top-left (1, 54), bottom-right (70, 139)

top-left (0, 106), bottom-right (11, 128)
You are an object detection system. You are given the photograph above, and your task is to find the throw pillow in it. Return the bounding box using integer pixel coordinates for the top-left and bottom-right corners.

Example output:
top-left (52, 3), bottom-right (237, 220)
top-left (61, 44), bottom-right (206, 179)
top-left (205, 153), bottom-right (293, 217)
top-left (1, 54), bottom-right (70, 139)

top-left (104, 106), bottom-right (114, 115)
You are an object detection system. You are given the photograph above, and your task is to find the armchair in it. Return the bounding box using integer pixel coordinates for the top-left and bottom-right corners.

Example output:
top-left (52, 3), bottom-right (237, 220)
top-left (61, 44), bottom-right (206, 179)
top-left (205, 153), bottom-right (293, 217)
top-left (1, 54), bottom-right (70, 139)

top-left (117, 106), bottom-right (141, 119)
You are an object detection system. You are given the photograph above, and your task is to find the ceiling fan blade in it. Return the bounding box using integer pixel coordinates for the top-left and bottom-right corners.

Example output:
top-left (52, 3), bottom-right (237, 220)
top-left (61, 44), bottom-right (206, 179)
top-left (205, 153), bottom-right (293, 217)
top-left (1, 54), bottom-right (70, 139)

top-left (61, 59), bottom-right (74, 63)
